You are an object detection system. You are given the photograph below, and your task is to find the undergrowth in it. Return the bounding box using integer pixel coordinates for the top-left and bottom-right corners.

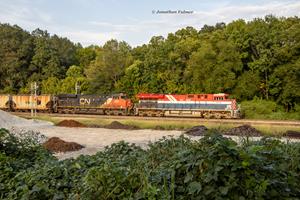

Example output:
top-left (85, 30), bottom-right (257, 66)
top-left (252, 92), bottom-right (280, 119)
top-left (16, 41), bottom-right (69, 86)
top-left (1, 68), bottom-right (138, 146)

top-left (0, 128), bottom-right (300, 199)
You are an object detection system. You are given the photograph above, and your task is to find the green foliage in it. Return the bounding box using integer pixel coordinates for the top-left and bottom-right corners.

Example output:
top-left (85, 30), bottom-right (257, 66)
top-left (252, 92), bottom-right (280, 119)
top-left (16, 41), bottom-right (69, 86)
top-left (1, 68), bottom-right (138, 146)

top-left (41, 77), bottom-right (61, 94)
top-left (185, 34), bottom-right (242, 93)
top-left (60, 65), bottom-right (89, 94)
top-left (0, 16), bottom-right (300, 117)
top-left (241, 99), bottom-right (300, 120)
top-left (1, 129), bottom-right (300, 199)
top-left (85, 40), bottom-right (133, 94)
top-left (76, 46), bottom-right (97, 67)
top-left (233, 71), bottom-right (261, 101)
top-left (0, 24), bottom-right (79, 94)
top-left (116, 60), bottom-right (147, 97)
top-left (269, 58), bottom-right (300, 111)
top-left (0, 128), bottom-right (54, 198)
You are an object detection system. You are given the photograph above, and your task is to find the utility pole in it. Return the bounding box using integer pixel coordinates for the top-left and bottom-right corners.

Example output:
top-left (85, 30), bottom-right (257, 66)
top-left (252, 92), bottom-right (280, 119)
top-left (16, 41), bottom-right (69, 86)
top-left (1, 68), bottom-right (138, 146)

top-left (31, 82), bottom-right (38, 117)
top-left (31, 83), bottom-right (33, 117)
top-left (34, 82), bottom-right (38, 116)
top-left (75, 82), bottom-right (80, 95)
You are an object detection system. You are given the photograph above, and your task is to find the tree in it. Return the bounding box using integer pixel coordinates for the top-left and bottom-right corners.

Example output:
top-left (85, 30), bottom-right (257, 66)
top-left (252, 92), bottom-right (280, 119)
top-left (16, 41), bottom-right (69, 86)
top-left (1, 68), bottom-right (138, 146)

top-left (85, 40), bottom-right (132, 94)
top-left (41, 77), bottom-right (61, 94)
top-left (269, 60), bottom-right (300, 111)
top-left (0, 17), bottom-right (300, 114)
top-left (0, 24), bottom-right (34, 93)
top-left (76, 46), bottom-right (97, 67)
top-left (233, 71), bottom-right (261, 100)
top-left (185, 32), bottom-right (242, 93)
top-left (116, 60), bottom-right (145, 97)
top-left (60, 65), bottom-right (88, 94)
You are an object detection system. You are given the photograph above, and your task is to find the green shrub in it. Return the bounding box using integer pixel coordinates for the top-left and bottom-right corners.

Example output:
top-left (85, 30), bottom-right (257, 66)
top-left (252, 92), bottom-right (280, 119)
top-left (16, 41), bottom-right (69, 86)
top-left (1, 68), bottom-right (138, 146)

top-left (1, 129), bottom-right (300, 199)
top-left (241, 99), bottom-right (300, 120)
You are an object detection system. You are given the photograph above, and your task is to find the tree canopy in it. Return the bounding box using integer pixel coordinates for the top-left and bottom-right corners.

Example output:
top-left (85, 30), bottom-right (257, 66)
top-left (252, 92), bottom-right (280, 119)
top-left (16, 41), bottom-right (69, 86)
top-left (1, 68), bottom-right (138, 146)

top-left (0, 15), bottom-right (299, 113)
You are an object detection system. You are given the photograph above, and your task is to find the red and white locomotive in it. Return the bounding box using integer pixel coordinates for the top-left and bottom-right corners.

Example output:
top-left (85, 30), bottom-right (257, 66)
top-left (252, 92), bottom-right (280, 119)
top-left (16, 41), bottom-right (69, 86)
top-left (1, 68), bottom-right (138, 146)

top-left (136, 93), bottom-right (240, 118)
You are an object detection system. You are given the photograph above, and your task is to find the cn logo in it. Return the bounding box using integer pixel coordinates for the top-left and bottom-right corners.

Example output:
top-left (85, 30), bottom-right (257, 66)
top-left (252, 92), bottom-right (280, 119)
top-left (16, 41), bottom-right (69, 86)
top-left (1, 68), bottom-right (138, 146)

top-left (80, 98), bottom-right (91, 105)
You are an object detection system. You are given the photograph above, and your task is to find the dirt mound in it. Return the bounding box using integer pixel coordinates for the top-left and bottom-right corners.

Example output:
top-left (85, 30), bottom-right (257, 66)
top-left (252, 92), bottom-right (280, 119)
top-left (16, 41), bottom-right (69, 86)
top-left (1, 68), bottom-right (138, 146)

top-left (283, 130), bottom-right (300, 139)
top-left (224, 125), bottom-right (262, 137)
top-left (88, 124), bottom-right (103, 128)
top-left (104, 121), bottom-right (139, 130)
top-left (56, 120), bottom-right (86, 128)
top-left (185, 125), bottom-right (208, 136)
top-left (153, 125), bottom-right (166, 130)
top-left (43, 137), bottom-right (84, 153)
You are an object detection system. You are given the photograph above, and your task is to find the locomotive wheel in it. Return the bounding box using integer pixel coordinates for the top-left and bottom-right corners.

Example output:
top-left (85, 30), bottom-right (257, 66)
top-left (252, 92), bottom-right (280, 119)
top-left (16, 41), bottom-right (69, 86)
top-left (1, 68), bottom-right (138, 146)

top-left (215, 114), bottom-right (221, 119)
top-left (138, 111), bottom-right (145, 116)
top-left (106, 110), bottom-right (113, 115)
top-left (204, 113), bottom-right (213, 119)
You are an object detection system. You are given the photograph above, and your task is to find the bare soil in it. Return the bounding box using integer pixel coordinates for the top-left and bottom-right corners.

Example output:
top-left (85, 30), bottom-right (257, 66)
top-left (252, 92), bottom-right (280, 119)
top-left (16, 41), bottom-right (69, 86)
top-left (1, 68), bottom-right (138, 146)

top-left (2, 111), bottom-right (300, 160)
top-left (104, 121), bottom-right (139, 130)
top-left (224, 125), bottom-right (262, 137)
top-left (43, 137), bottom-right (84, 153)
top-left (56, 120), bottom-right (86, 127)
top-left (284, 130), bottom-right (300, 139)
top-left (185, 125), bottom-right (208, 136)
top-left (36, 126), bottom-right (182, 159)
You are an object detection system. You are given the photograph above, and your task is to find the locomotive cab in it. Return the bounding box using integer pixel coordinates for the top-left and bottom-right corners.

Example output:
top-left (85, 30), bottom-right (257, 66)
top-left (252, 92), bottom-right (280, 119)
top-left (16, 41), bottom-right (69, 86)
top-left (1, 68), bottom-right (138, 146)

top-left (112, 93), bottom-right (128, 100)
top-left (213, 93), bottom-right (228, 101)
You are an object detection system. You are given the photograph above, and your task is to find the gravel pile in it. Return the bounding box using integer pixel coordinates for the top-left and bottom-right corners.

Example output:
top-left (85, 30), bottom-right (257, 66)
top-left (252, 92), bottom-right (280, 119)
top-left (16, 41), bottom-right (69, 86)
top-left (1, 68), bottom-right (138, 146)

top-left (0, 110), bottom-right (53, 131)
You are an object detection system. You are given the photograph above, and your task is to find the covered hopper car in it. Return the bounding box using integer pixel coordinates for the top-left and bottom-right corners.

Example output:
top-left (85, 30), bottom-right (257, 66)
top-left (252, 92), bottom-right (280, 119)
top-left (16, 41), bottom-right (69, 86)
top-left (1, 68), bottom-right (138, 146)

top-left (11, 95), bottom-right (54, 112)
top-left (0, 95), bottom-right (11, 111)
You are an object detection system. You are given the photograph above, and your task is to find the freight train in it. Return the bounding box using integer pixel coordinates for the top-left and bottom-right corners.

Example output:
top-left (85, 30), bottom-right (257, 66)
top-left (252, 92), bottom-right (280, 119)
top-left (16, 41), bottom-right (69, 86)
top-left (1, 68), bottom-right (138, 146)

top-left (0, 93), bottom-right (240, 119)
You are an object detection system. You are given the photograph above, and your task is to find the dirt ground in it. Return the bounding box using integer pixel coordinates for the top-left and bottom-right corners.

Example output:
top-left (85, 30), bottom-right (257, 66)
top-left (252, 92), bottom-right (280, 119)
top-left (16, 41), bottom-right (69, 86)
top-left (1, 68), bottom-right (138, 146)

top-left (35, 125), bottom-right (299, 159)
top-left (35, 126), bottom-right (182, 159)
top-left (2, 111), bottom-right (299, 160)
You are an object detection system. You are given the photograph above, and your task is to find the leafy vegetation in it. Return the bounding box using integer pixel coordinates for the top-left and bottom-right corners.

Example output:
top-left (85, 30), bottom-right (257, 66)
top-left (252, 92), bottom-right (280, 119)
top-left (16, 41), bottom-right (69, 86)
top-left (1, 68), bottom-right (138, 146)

top-left (0, 15), bottom-right (300, 118)
top-left (241, 99), bottom-right (300, 120)
top-left (1, 128), bottom-right (300, 199)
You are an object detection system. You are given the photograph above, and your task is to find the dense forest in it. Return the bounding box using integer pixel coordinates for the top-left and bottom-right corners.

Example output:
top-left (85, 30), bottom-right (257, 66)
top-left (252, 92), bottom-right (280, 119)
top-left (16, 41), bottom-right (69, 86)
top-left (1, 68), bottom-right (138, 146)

top-left (0, 15), bottom-right (299, 119)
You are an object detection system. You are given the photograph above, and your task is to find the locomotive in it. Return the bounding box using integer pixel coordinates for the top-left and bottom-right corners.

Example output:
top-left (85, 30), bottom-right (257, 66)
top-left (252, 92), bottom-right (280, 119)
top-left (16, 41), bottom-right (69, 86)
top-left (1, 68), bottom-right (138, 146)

top-left (136, 93), bottom-right (239, 118)
top-left (0, 93), bottom-right (240, 119)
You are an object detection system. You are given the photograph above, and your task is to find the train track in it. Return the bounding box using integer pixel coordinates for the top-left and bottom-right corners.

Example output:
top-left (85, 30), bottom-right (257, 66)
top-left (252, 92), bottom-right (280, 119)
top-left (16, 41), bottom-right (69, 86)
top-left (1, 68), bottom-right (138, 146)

top-left (13, 112), bottom-right (300, 126)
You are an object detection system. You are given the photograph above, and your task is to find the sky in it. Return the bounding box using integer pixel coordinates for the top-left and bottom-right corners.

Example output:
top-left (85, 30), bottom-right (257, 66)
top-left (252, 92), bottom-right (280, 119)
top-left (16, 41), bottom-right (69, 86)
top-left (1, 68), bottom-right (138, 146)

top-left (0, 0), bottom-right (299, 47)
